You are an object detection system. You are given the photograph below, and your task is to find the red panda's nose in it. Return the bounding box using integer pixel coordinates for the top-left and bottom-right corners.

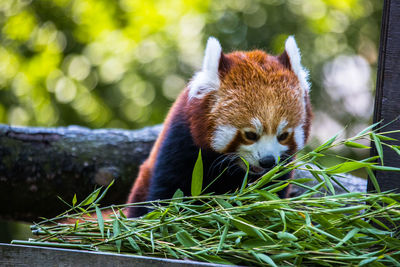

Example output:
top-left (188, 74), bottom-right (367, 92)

top-left (259, 155), bottom-right (275, 169)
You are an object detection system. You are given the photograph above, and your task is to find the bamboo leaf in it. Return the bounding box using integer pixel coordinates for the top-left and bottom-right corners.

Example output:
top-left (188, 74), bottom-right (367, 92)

top-left (95, 206), bottom-right (104, 239)
top-left (94, 180), bottom-right (115, 205)
top-left (73, 220), bottom-right (78, 231)
top-left (366, 167), bottom-right (381, 193)
top-left (217, 220), bottom-right (230, 252)
top-left (325, 161), bottom-right (370, 174)
top-left (344, 141), bottom-right (370, 149)
top-left (191, 150), bottom-right (203, 196)
top-left (240, 157), bottom-right (249, 193)
top-left (314, 133), bottom-right (338, 152)
top-left (371, 133), bottom-right (384, 165)
top-left (127, 237), bottom-right (140, 252)
top-left (176, 230), bottom-right (199, 247)
top-left (277, 231), bottom-right (297, 241)
top-left (172, 188), bottom-right (183, 199)
top-left (253, 252), bottom-right (278, 267)
top-left (80, 187), bottom-right (102, 206)
top-left (72, 194), bottom-right (77, 207)
top-left (279, 210), bottom-right (286, 232)
top-left (335, 228), bottom-right (359, 247)
top-left (370, 165), bottom-right (400, 172)
top-left (355, 121), bottom-right (381, 137)
top-left (359, 257), bottom-right (378, 266)
top-left (375, 134), bottom-right (397, 141)
top-left (195, 254), bottom-right (233, 265)
top-left (232, 217), bottom-right (266, 240)
top-left (112, 219), bottom-right (121, 253)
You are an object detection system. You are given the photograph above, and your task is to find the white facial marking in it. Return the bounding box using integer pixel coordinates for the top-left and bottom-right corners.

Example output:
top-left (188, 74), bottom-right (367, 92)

top-left (189, 37), bottom-right (222, 100)
top-left (211, 124), bottom-right (237, 152)
top-left (277, 119), bottom-right (288, 134)
top-left (294, 124), bottom-right (305, 150)
top-left (285, 36), bottom-right (310, 93)
top-left (239, 135), bottom-right (288, 167)
top-left (251, 118), bottom-right (263, 134)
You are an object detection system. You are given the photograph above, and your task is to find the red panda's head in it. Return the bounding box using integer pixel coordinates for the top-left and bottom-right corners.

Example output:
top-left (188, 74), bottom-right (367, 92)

top-left (186, 37), bottom-right (312, 174)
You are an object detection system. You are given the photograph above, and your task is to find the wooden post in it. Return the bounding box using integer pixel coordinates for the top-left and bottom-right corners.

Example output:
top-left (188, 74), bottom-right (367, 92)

top-left (369, 0), bottom-right (400, 192)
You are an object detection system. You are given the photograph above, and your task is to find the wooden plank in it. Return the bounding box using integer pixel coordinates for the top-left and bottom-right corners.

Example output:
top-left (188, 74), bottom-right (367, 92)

top-left (0, 243), bottom-right (226, 267)
top-left (369, 0), bottom-right (400, 192)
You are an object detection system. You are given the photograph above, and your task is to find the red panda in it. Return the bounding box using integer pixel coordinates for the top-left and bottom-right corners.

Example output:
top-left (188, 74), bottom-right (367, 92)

top-left (127, 36), bottom-right (312, 217)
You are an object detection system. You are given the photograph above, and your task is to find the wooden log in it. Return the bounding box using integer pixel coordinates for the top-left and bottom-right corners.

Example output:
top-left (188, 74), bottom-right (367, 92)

top-left (0, 124), bottom-right (161, 221)
top-left (369, 0), bottom-right (400, 193)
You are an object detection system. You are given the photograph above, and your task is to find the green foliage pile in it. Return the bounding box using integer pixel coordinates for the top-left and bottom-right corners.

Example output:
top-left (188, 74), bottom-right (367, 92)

top-left (12, 126), bottom-right (400, 266)
top-left (0, 0), bottom-right (381, 132)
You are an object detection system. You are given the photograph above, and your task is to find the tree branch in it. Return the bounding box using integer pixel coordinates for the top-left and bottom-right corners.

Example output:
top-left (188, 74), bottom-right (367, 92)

top-left (0, 124), bottom-right (161, 221)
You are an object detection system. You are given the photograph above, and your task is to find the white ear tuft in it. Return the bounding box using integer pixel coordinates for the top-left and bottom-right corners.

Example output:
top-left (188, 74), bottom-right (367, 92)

top-left (202, 37), bottom-right (222, 72)
top-left (189, 37), bottom-right (222, 100)
top-left (285, 36), bottom-right (310, 92)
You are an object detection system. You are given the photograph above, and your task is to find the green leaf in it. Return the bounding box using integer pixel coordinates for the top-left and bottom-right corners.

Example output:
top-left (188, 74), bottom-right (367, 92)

top-left (217, 220), bottom-right (230, 252)
top-left (375, 134), bottom-right (397, 141)
top-left (359, 257), bottom-right (378, 266)
top-left (240, 157), bottom-right (249, 193)
top-left (254, 166), bottom-right (281, 189)
top-left (277, 231), bottom-right (298, 241)
top-left (214, 198), bottom-right (233, 208)
top-left (191, 149), bottom-right (203, 196)
top-left (371, 133), bottom-right (384, 165)
top-left (172, 188), bottom-right (183, 199)
top-left (366, 167), bottom-right (381, 193)
top-left (80, 187), bottom-right (102, 206)
top-left (321, 172), bottom-right (335, 195)
top-left (94, 180), bottom-right (115, 205)
top-left (72, 194), bottom-right (77, 207)
top-left (268, 182), bottom-right (289, 194)
top-left (73, 220), bottom-right (79, 231)
top-left (176, 230), bottom-right (199, 247)
top-left (150, 230), bottom-right (155, 253)
top-left (95, 206), bottom-right (104, 239)
top-left (314, 133), bottom-right (338, 152)
top-left (279, 210), bottom-right (286, 232)
top-left (370, 165), bottom-right (400, 172)
top-left (113, 219), bottom-right (121, 253)
top-left (335, 228), bottom-right (359, 247)
top-left (355, 121), bottom-right (381, 137)
top-left (344, 141), bottom-right (370, 149)
top-left (127, 237), bottom-right (140, 252)
top-left (195, 254), bottom-right (233, 265)
top-left (232, 217), bottom-right (266, 240)
top-left (252, 252), bottom-right (278, 267)
top-left (323, 205), bottom-right (367, 214)
top-left (325, 161), bottom-right (370, 174)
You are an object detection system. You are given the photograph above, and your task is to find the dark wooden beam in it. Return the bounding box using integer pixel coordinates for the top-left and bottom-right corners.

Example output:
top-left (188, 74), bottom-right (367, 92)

top-left (369, 0), bottom-right (400, 193)
top-left (0, 243), bottom-right (224, 267)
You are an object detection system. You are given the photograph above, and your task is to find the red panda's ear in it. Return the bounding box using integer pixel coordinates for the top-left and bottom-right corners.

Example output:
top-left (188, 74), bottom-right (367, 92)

top-left (278, 36), bottom-right (310, 92)
top-left (218, 52), bottom-right (231, 76)
top-left (189, 37), bottom-right (223, 100)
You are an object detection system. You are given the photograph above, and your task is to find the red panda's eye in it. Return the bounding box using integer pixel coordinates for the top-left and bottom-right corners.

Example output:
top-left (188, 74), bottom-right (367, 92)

top-left (244, 131), bottom-right (258, 141)
top-left (277, 132), bottom-right (289, 142)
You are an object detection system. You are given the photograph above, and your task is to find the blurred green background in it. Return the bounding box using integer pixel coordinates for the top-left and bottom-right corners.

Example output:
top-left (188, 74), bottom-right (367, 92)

top-left (0, 0), bottom-right (382, 241)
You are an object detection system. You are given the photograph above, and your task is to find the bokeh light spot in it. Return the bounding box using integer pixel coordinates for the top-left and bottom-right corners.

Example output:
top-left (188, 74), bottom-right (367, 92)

top-left (55, 77), bottom-right (77, 103)
top-left (162, 74), bottom-right (185, 100)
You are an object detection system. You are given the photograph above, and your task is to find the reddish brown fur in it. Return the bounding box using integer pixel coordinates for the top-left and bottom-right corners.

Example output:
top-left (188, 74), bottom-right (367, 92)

top-left (205, 50), bottom-right (306, 152)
